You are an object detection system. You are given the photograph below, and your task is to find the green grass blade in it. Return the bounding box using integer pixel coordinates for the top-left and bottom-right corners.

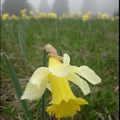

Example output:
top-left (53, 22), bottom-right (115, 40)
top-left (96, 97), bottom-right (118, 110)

top-left (55, 17), bottom-right (62, 54)
top-left (3, 52), bottom-right (32, 120)
top-left (55, 18), bottom-right (63, 56)
top-left (18, 20), bottom-right (27, 62)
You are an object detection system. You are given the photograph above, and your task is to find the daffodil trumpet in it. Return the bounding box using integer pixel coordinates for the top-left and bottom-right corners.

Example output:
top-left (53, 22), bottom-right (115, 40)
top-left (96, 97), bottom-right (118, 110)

top-left (21, 44), bottom-right (101, 118)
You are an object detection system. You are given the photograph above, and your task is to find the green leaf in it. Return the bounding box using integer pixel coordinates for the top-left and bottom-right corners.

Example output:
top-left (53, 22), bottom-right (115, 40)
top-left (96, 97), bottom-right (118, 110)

top-left (3, 52), bottom-right (32, 120)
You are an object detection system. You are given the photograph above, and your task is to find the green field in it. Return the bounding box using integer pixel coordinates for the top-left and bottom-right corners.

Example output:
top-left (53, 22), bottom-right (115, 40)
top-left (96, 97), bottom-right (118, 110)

top-left (1, 18), bottom-right (119, 120)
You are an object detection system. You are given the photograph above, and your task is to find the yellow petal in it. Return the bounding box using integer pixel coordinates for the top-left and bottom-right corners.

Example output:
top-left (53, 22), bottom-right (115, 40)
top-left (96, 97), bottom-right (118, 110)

top-left (48, 74), bottom-right (75, 104)
top-left (63, 54), bottom-right (70, 65)
top-left (68, 73), bottom-right (91, 95)
top-left (30, 67), bottom-right (49, 86)
top-left (70, 65), bottom-right (101, 85)
top-left (46, 74), bottom-right (88, 118)
top-left (47, 98), bottom-right (88, 118)
top-left (49, 57), bottom-right (70, 77)
top-left (21, 79), bottom-right (48, 100)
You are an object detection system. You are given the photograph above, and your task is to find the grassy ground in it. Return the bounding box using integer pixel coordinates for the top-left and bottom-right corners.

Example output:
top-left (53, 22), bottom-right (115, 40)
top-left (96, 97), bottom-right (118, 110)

top-left (1, 18), bottom-right (119, 120)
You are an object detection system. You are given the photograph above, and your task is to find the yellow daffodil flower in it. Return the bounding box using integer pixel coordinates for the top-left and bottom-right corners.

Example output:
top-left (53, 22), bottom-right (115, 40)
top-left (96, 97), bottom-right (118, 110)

top-left (21, 9), bottom-right (27, 15)
top-left (77, 12), bottom-right (81, 18)
top-left (62, 12), bottom-right (67, 19)
top-left (21, 44), bottom-right (101, 118)
top-left (101, 13), bottom-right (109, 20)
top-left (39, 13), bottom-right (47, 18)
top-left (20, 9), bottom-right (27, 18)
top-left (47, 13), bottom-right (57, 19)
top-left (29, 11), bottom-right (34, 16)
top-left (97, 12), bottom-right (109, 20)
top-left (70, 11), bottom-right (75, 18)
top-left (9, 14), bottom-right (19, 20)
top-left (2, 13), bottom-right (9, 20)
top-left (82, 12), bottom-right (92, 22)
top-left (111, 16), bottom-right (119, 21)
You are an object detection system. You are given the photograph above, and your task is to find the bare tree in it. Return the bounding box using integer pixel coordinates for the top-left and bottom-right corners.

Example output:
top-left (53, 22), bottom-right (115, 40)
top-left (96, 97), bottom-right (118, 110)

top-left (113, 9), bottom-right (119, 16)
top-left (82, 0), bottom-right (97, 14)
top-left (52, 0), bottom-right (69, 15)
top-left (39, 0), bottom-right (51, 13)
top-left (0, 3), bottom-right (1, 15)
top-left (2, 0), bottom-right (31, 15)
top-left (82, 0), bottom-right (119, 16)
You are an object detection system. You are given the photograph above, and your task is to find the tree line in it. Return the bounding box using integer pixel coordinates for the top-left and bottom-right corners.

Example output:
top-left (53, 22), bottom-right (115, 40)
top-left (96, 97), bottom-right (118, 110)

top-left (2, 0), bottom-right (119, 16)
top-left (2, 0), bottom-right (69, 15)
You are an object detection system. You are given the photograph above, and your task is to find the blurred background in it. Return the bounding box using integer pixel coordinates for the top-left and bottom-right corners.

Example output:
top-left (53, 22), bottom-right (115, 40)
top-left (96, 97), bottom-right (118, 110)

top-left (1, 0), bottom-right (119, 120)
top-left (1, 0), bottom-right (119, 16)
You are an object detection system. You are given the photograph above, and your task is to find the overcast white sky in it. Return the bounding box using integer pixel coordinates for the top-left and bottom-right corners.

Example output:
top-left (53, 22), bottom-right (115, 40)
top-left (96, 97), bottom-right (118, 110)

top-left (28, 0), bottom-right (54, 8)
top-left (28, 0), bottom-right (84, 12)
top-left (1, 0), bottom-right (119, 15)
top-left (28, 0), bottom-right (119, 15)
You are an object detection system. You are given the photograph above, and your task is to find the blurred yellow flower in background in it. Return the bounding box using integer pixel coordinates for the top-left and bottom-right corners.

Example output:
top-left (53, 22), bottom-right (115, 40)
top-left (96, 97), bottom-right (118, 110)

top-left (101, 13), bottom-right (109, 20)
top-left (77, 12), bottom-right (81, 18)
top-left (97, 12), bottom-right (109, 20)
top-left (29, 11), bottom-right (34, 17)
top-left (1, 9), bottom-right (119, 21)
top-left (62, 12), bottom-right (67, 19)
top-left (82, 11), bottom-right (92, 21)
top-left (2, 13), bottom-right (9, 20)
top-left (48, 12), bottom-right (57, 19)
top-left (20, 8), bottom-right (27, 18)
top-left (70, 11), bottom-right (75, 18)
top-left (39, 13), bottom-right (47, 18)
top-left (9, 14), bottom-right (19, 20)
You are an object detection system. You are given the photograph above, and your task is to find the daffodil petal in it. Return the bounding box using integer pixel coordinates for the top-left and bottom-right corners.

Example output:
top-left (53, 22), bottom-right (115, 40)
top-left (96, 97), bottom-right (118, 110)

top-left (49, 57), bottom-right (70, 77)
top-left (21, 78), bottom-right (49, 100)
top-left (47, 74), bottom-right (88, 118)
top-left (30, 67), bottom-right (49, 86)
top-left (63, 54), bottom-right (70, 65)
top-left (70, 65), bottom-right (101, 85)
top-left (49, 66), bottom-right (69, 77)
top-left (47, 83), bottom-right (52, 92)
top-left (68, 73), bottom-right (90, 95)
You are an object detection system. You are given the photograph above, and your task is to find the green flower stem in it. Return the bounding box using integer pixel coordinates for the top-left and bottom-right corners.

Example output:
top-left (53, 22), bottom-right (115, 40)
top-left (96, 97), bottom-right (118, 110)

top-left (41, 94), bottom-right (45, 120)
top-left (41, 50), bottom-right (47, 120)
